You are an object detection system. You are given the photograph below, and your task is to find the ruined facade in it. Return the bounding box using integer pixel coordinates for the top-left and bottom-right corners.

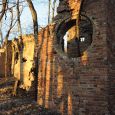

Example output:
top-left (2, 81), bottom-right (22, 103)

top-left (12, 35), bottom-right (35, 92)
top-left (37, 0), bottom-right (115, 115)
top-left (0, 0), bottom-right (115, 115)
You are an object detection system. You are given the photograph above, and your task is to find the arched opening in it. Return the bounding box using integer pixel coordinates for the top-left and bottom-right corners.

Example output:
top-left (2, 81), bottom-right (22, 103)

top-left (56, 14), bottom-right (93, 58)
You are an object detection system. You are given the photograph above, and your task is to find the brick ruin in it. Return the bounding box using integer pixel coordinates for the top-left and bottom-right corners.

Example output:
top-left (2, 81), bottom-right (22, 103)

top-left (0, 0), bottom-right (115, 115)
top-left (12, 35), bottom-right (34, 91)
top-left (0, 41), bottom-right (12, 77)
top-left (37, 0), bottom-right (115, 115)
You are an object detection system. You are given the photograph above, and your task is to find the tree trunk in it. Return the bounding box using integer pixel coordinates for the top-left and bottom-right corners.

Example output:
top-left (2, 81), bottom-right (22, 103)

top-left (52, 0), bottom-right (56, 22)
top-left (5, 9), bottom-right (13, 79)
top-left (26, 0), bottom-right (38, 100)
top-left (26, 0), bottom-right (38, 44)
top-left (16, 0), bottom-right (22, 36)
top-left (48, 0), bottom-right (51, 24)
top-left (0, 21), bottom-right (3, 44)
top-left (0, 0), bottom-right (7, 22)
top-left (16, 0), bottom-right (23, 93)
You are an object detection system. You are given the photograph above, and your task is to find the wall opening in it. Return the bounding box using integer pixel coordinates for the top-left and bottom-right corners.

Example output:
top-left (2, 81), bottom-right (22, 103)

top-left (56, 14), bottom-right (93, 58)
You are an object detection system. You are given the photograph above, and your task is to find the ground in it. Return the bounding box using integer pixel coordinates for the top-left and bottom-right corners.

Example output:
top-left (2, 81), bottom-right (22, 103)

top-left (0, 77), bottom-right (60, 115)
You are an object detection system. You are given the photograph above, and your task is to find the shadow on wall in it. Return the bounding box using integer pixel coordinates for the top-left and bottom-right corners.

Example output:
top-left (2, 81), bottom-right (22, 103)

top-left (37, 25), bottom-right (90, 115)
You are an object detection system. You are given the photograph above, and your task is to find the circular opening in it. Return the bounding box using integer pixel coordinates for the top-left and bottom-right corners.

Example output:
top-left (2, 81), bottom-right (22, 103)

top-left (56, 14), bottom-right (93, 58)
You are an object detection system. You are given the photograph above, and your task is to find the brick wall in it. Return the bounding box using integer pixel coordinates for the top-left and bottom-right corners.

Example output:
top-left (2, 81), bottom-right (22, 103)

top-left (0, 50), bottom-right (5, 77)
top-left (0, 41), bottom-right (12, 77)
top-left (107, 0), bottom-right (115, 114)
top-left (12, 36), bottom-right (35, 93)
top-left (37, 25), bottom-right (55, 107)
top-left (37, 0), bottom-right (115, 114)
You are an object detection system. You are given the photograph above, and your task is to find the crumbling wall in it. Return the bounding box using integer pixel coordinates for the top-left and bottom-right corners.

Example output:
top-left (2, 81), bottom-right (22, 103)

top-left (21, 35), bottom-right (35, 91)
top-left (12, 36), bottom-right (35, 91)
top-left (37, 25), bottom-right (55, 108)
top-left (37, 0), bottom-right (114, 115)
top-left (0, 41), bottom-right (12, 77)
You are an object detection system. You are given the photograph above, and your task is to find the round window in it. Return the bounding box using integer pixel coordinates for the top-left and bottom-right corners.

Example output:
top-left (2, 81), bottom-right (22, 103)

top-left (56, 14), bottom-right (93, 58)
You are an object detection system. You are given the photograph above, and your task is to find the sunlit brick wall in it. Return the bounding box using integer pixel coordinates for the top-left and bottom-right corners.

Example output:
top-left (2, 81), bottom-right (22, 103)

top-left (37, 25), bottom-right (55, 108)
top-left (12, 35), bottom-right (35, 98)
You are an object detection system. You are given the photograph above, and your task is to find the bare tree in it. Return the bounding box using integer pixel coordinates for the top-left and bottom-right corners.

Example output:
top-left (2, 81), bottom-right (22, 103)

top-left (16, 0), bottom-right (22, 36)
top-left (5, 8), bottom-right (13, 80)
top-left (12, 0), bottom-right (23, 96)
top-left (48, 0), bottom-right (51, 24)
top-left (0, 21), bottom-right (3, 44)
top-left (52, 0), bottom-right (56, 22)
top-left (0, 0), bottom-right (7, 22)
top-left (26, 0), bottom-right (38, 44)
top-left (26, 0), bottom-right (38, 100)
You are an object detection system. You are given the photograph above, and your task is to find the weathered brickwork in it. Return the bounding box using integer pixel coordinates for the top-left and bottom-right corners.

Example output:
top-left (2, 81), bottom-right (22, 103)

top-left (107, 0), bottom-right (115, 114)
top-left (0, 0), bottom-right (114, 114)
top-left (37, 0), bottom-right (115, 115)
top-left (0, 49), bottom-right (5, 77)
top-left (12, 36), bottom-right (35, 92)
top-left (0, 41), bottom-right (12, 77)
